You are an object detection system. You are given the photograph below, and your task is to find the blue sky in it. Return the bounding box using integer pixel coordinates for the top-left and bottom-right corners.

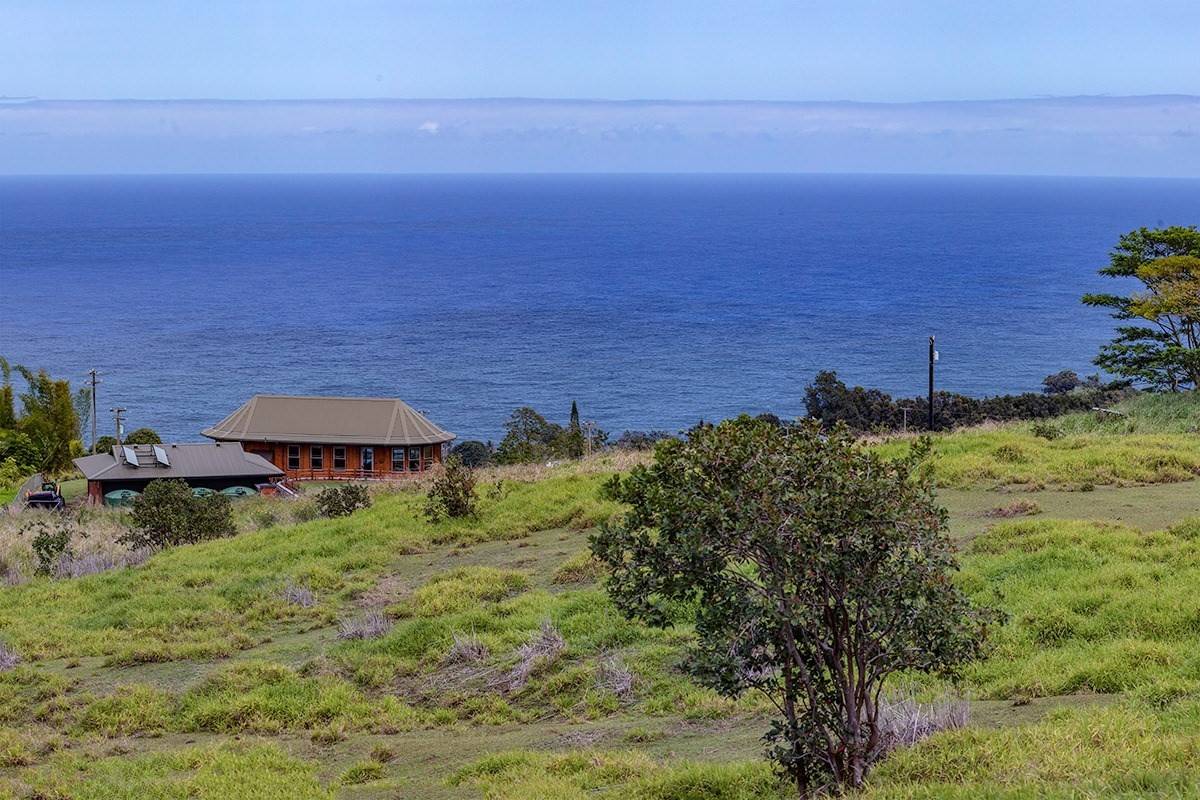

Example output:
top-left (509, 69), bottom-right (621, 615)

top-left (3, 0), bottom-right (1198, 101)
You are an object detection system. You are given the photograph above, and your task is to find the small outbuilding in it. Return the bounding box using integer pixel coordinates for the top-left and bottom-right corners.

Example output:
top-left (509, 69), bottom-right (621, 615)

top-left (202, 394), bottom-right (455, 480)
top-left (73, 442), bottom-right (284, 505)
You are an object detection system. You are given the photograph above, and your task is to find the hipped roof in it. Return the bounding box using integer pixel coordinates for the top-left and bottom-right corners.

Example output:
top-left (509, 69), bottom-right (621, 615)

top-left (202, 394), bottom-right (456, 446)
top-left (73, 442), bottom-right (284, 482)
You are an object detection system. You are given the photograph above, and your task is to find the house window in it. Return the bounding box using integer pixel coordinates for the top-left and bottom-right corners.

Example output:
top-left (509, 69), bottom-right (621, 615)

top-left (333, 446), bottom-right (347, 470)
top-left (408, 447), bottom-right (421, 471)
top-left (391, 447), bottom-right (404, 472)
top-left (310, 446), bottom-right (324, 470)
top-left (423, 445), bottom-right (434, 469)
top-left (362, 447), bottom-right (373, 472)
top-left (287, 445), bottom-right (300, 470)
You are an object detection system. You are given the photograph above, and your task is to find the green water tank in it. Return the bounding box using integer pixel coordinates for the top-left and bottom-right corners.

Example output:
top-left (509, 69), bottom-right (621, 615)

top-left (191, 487), bottom-right (216, 497)
top-left (220, 486), bottom-right (257, 498)
top-left (104, 489), bottom-right (140, 507)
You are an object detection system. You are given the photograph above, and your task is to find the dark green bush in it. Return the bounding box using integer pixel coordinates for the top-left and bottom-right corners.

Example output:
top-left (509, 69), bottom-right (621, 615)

top-left (804, 370), bottom-right (1130, 433)
top-left (122, 427), bottom-right (162, 445)
top-left (451, 440), bottom-right (493, 468)
top-left (120, 479), bottom-right (236, 550)
top-left (23, 516), bottom-right (76, 575)
top-left (424, 456), bottom-right (478, 521)
top-left (1032, 421), bottom-right (1064, 440)
top-left (314, 484), bottom-right (371, 518)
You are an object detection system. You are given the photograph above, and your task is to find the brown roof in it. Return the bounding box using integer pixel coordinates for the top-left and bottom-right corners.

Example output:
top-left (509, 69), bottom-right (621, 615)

top-left (73, 442), bottom-right (284, 482)
top-left (202, 394), bottom-right (456, 446)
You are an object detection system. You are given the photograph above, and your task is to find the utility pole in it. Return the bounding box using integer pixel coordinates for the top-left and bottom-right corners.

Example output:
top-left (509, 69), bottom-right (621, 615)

top-left (87, 369), bottom-right (101, 453)
top-left (928, 336), bottom-right (937, 432)
top-left (111, 407), bottom-right (126, 447)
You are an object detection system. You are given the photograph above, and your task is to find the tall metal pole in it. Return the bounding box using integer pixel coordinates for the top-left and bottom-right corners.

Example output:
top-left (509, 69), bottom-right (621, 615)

top-left (928, 336), bottom-right (936, 431)
top-left (87, 369), bottom-right (100, 453)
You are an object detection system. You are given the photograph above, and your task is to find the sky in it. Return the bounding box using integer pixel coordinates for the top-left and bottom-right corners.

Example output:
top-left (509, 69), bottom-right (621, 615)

top-left (3, 0), bottom-right (1198, 102)
top-left (0, 2), bottom-right (1197, 175)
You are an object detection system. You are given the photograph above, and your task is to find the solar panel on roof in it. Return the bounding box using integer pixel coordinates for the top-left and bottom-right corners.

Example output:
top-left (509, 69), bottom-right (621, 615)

top-left (153, 445), bottom-right (170, 467)
top-left (122, 445), bottom-right (140, 467)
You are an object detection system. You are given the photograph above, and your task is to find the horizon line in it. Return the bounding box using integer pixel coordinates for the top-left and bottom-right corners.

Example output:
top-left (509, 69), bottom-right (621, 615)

top-left (3, 170), bottom-right (1199, 181)
top-left (4, 92), bottom-right (1198, 106)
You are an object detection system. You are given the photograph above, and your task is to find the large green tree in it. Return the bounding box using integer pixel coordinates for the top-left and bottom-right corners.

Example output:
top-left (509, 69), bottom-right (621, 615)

top-left (123, 427), bottom-right (162, 445)
top-left (494, 407), bottom-right (564, 464)
top-left (0, 357), bottom-right (15, 430)
top-left (591, 417), bottom-right (991, 796)
top-left (1083, 226), bottom-right (1200, 391)
top-left (14, 365), bottom-right (80, 474)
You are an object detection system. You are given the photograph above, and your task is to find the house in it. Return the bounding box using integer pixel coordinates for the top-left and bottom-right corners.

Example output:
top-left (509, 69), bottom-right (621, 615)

top-left (73, 442), bottom-right (285, 504)
top-left (201, 394), bottom-right (455, 480)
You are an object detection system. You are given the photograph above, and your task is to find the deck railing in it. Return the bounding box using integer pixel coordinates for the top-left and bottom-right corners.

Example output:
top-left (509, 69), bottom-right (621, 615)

top-left (282, 465), bottom-right (434, 482)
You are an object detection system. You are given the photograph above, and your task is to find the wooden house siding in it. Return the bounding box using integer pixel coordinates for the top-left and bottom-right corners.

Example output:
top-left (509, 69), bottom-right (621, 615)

top-left (253, 441), bottom-right (443, 481)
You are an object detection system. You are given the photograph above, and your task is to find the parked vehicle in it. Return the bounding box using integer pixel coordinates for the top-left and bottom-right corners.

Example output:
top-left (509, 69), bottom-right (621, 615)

top-left (24, 481), bottom-right (65, 510)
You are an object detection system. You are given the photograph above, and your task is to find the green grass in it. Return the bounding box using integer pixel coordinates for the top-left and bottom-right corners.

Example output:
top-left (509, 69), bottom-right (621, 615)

top-left (1050, 391), bottom-right (1200, 436)
top-left (878, 428), bottom-right (1200, 489)
top-left (21, 742), bottom-right (332, 800)
top-left (450, 749), bottom-right (781, 800)
top-left (2, 422), bottom-right (1200, 797)
top-left (449, 701), bottom-right (1200, 799)
top-left (0, 471), bottom-right (618, 663)
top-left (875, 392), bottom-right (1200, 490)
top-left (959, 517), bottom-right (1200, 699)
top-left (861, 702), bottom-right (1200, 798)
top-left (333, 563), bottom-right (746, 722)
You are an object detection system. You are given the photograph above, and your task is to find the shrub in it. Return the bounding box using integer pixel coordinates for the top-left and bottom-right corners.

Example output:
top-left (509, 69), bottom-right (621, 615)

top-left (1031, 420), bottom-right (1064, 440)
top-left (122, 427), bottom-right (162, 445)
top-left (22, 515), bottom-right (77, 575)
top-left (451, 440), bottom-right (493, 468)
top-left (0, 456), bottom-right (23, 490)
top-left (614, 430), bottom-right (675, 450)
top-left (290, 500), bottom-right (319, 523)
top-left (424, 456), bottom-right (478, 521)
top-left (120, 479), bottom-right (236, 550)
top-left (314, 484), bottom-right (371, 518)
top-left (804, 370), bottom-right (1130, 432)
top-left (1042, 369), bottom-right (1083, 395)
top-left (494, 407), bottom-right (564, 464)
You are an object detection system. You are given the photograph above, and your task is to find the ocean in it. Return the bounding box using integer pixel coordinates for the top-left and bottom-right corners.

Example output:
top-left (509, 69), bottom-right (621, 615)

top-left (1, 174), bottom-right (1197, 443)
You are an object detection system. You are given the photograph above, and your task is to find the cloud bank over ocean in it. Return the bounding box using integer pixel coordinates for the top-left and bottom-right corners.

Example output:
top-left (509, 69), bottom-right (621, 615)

top-left (1, 95), bottom-right (1196, 176)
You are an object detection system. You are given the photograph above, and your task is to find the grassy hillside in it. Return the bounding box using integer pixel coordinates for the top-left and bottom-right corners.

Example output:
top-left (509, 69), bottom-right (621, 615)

top-left (0, 410), bottom-right (1199, 798)
top-left (877, 392), bottom-right (1200, 489)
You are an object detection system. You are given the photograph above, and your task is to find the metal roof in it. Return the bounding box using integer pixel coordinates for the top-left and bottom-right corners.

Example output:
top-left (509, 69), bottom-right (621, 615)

top-left (201, 394), bottom-right (456, 446)
top-left (73, 442), bottom-right (284, 481)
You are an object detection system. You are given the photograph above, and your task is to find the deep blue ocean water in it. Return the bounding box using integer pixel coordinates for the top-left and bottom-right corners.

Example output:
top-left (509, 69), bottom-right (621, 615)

top-left (1, 174), bottom-right (1198, 442)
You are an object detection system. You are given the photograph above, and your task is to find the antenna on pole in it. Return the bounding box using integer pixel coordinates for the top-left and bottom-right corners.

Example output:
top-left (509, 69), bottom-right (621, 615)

top-left (87, 369), bottom-right (102, 453)
top-left (110, 407), bottom-right (126, 447)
